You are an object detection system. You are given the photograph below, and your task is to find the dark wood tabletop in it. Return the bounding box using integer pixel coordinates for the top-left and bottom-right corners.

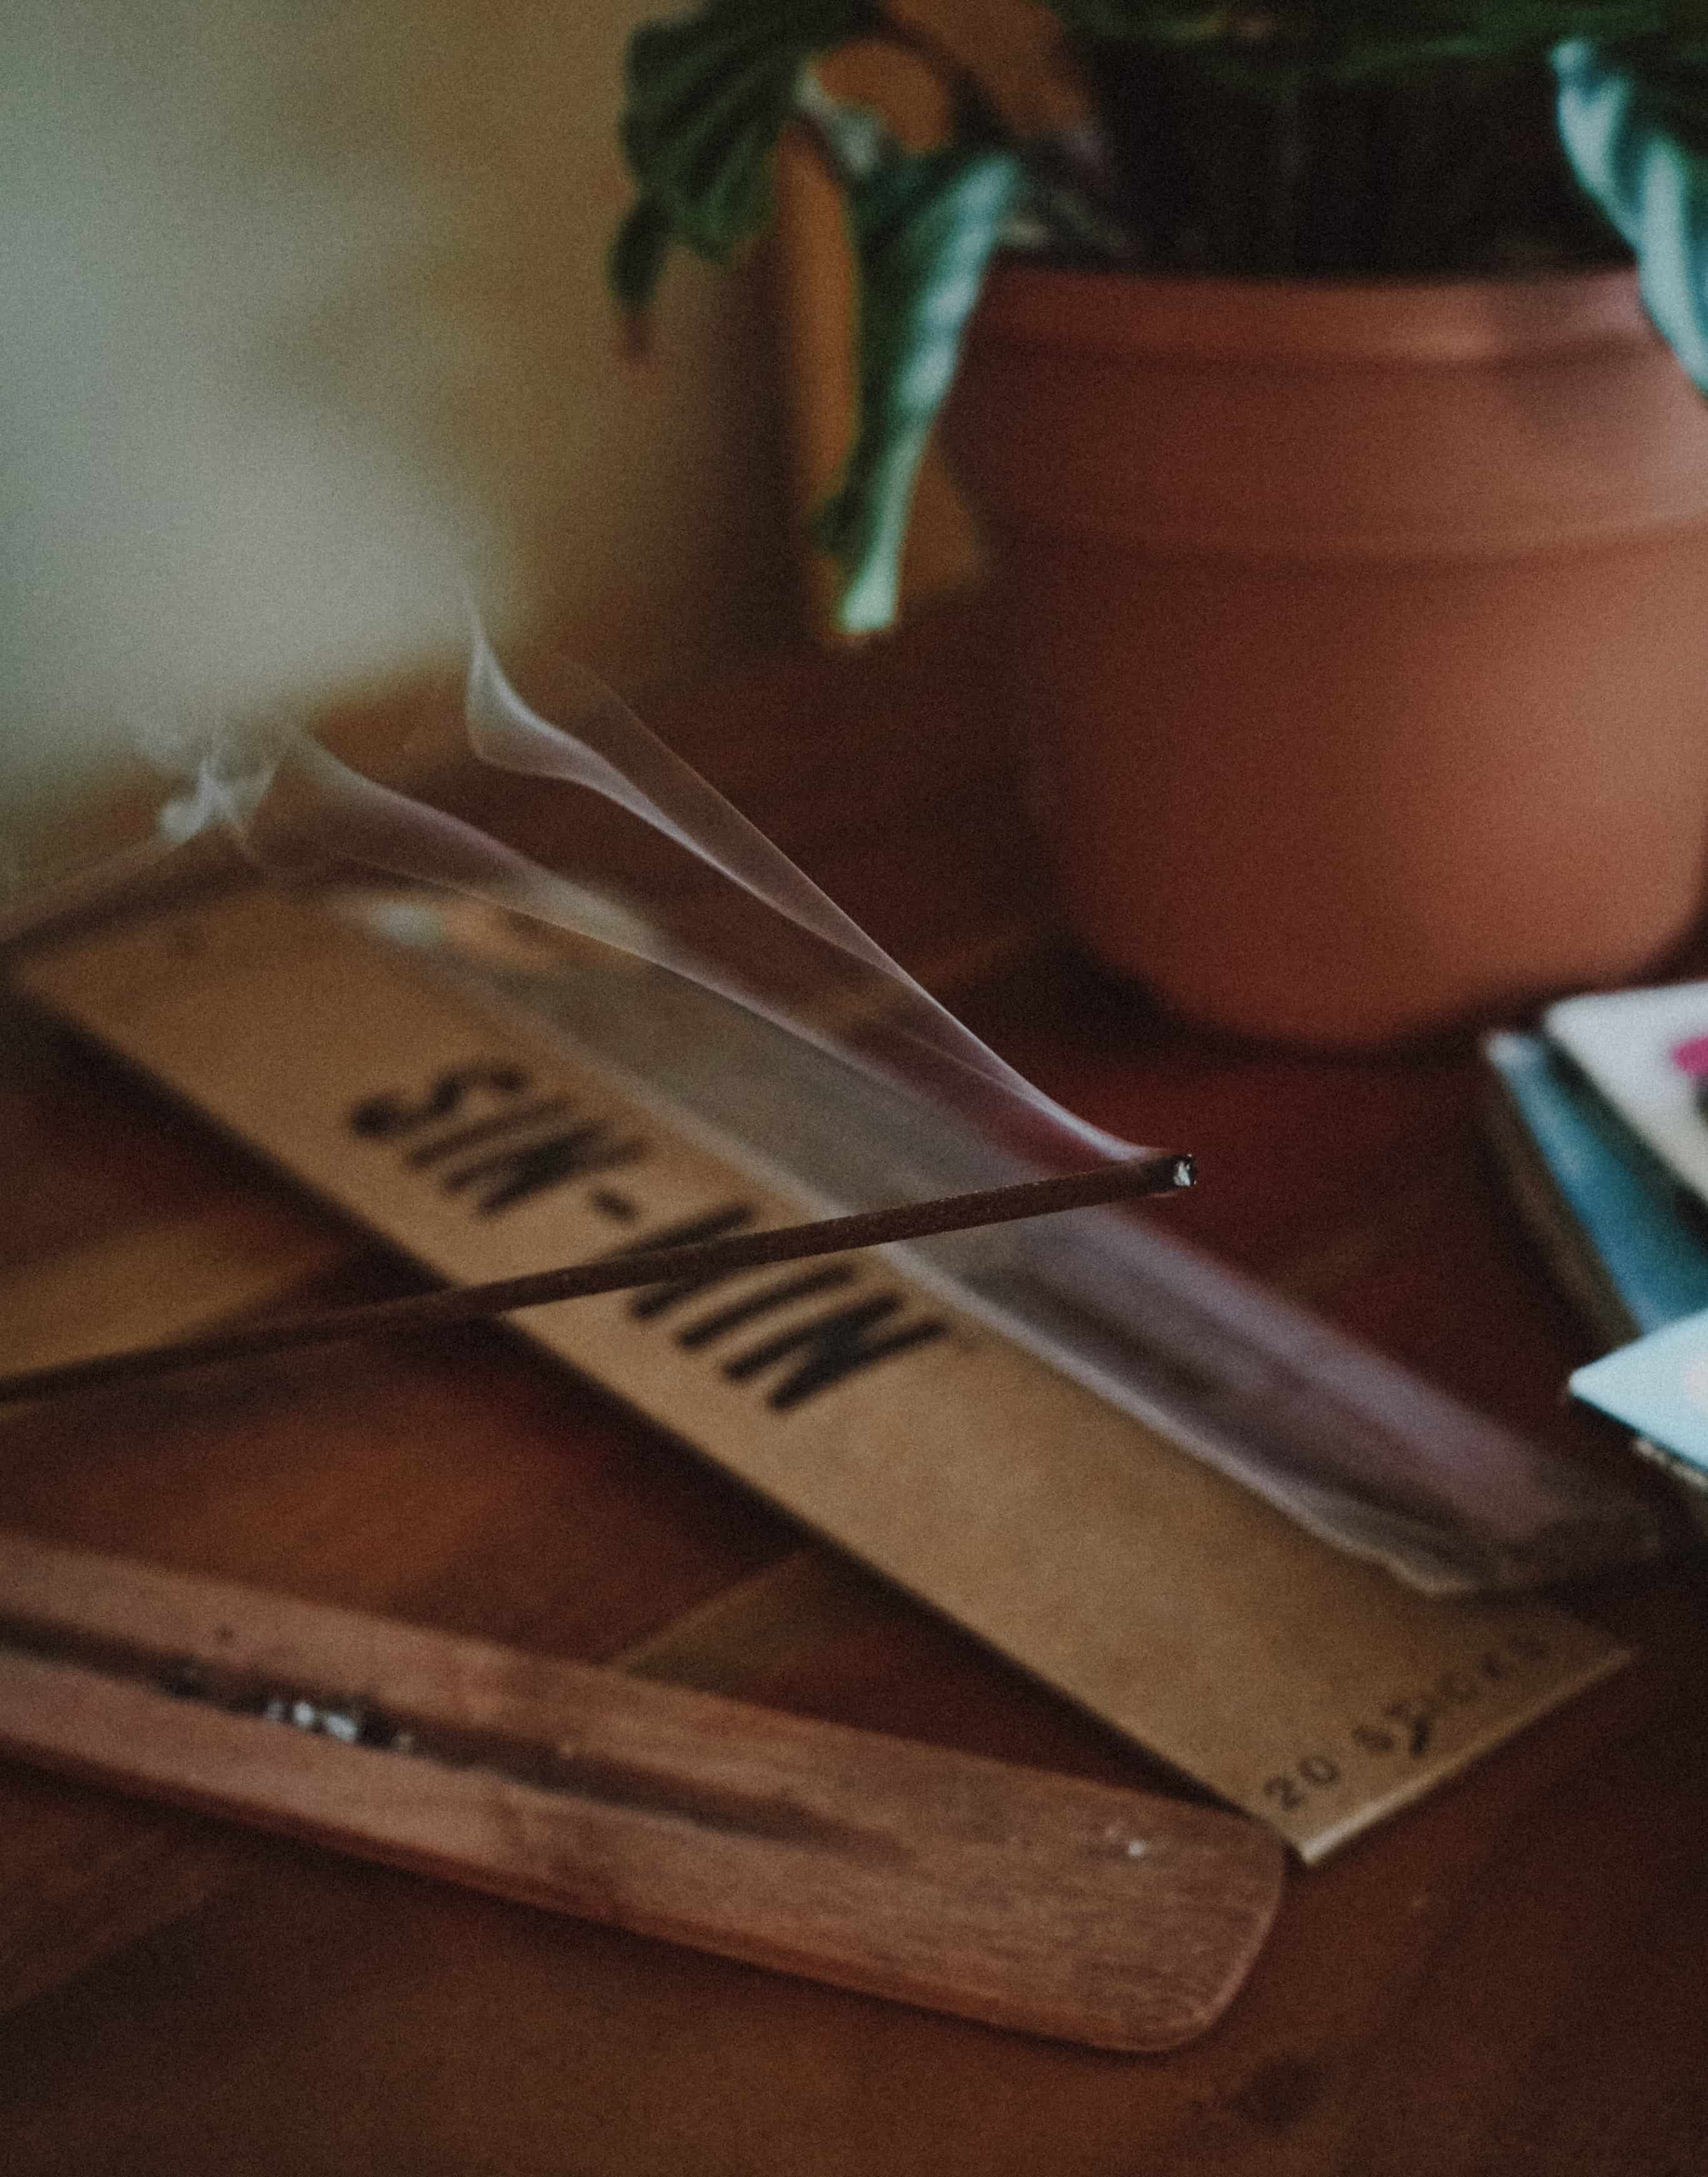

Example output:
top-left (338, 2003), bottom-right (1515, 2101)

top-left (1, 602), bottom-right (1704, 2176)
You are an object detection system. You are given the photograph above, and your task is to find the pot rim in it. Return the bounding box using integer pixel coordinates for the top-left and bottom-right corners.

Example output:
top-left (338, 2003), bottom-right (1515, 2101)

top-left (973, 256), bottom-right (1653, 367)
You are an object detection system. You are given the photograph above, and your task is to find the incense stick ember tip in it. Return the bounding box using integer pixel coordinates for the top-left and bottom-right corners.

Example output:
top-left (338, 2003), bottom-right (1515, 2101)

top-left (0, 1153), bottom-right (1192, 1408)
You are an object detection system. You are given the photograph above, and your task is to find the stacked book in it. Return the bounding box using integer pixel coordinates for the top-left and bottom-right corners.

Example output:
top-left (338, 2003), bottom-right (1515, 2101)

top-left (1484, 984), bottom-right (1708, 1522)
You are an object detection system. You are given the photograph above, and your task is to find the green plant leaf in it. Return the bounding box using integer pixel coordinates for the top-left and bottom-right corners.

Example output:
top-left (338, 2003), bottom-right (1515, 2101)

top-left (1554, 34), bottom-right (1708, 383)
top-left (608, 195), bottom-right (675, 315)
top-left (809, 144), bottom-right (1022, 633)
top-left (615, 0), bottom-right (872, 310)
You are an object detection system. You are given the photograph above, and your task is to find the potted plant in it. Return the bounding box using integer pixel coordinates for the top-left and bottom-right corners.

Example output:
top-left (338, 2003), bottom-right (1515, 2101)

top-left (612, 6), bottom-right (1708, 1043)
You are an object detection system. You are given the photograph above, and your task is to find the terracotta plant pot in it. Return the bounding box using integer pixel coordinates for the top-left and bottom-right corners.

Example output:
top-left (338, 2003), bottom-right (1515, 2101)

top-left (941, 261), bottom-right (1708, 1045)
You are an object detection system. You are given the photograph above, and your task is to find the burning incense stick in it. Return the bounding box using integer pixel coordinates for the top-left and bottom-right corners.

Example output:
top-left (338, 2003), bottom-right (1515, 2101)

top-left (1, 1153), bottom-right (1191, 1407)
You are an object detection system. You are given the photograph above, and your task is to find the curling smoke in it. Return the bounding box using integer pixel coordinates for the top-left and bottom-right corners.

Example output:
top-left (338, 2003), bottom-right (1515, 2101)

top-left (41, 630), bottom-right (1139, 1170)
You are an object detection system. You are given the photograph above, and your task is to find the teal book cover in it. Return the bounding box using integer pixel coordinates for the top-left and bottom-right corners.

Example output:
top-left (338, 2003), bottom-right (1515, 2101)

top-left (1482, 1030), bottom-right (1708, 1344)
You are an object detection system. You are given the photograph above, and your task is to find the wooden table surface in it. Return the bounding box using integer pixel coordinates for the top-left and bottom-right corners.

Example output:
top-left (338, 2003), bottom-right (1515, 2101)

top-left (1, 605), bottom-right (1705, 2174)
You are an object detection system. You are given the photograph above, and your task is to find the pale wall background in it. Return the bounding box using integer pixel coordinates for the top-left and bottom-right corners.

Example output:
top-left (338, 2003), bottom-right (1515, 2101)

top-left (0, 0), bottom-right (796, 887)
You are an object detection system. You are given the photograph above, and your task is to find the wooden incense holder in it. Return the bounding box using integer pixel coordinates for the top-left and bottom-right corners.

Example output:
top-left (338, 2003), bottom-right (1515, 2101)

top-left (0, 1529), bottom-right (1283, 2052)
